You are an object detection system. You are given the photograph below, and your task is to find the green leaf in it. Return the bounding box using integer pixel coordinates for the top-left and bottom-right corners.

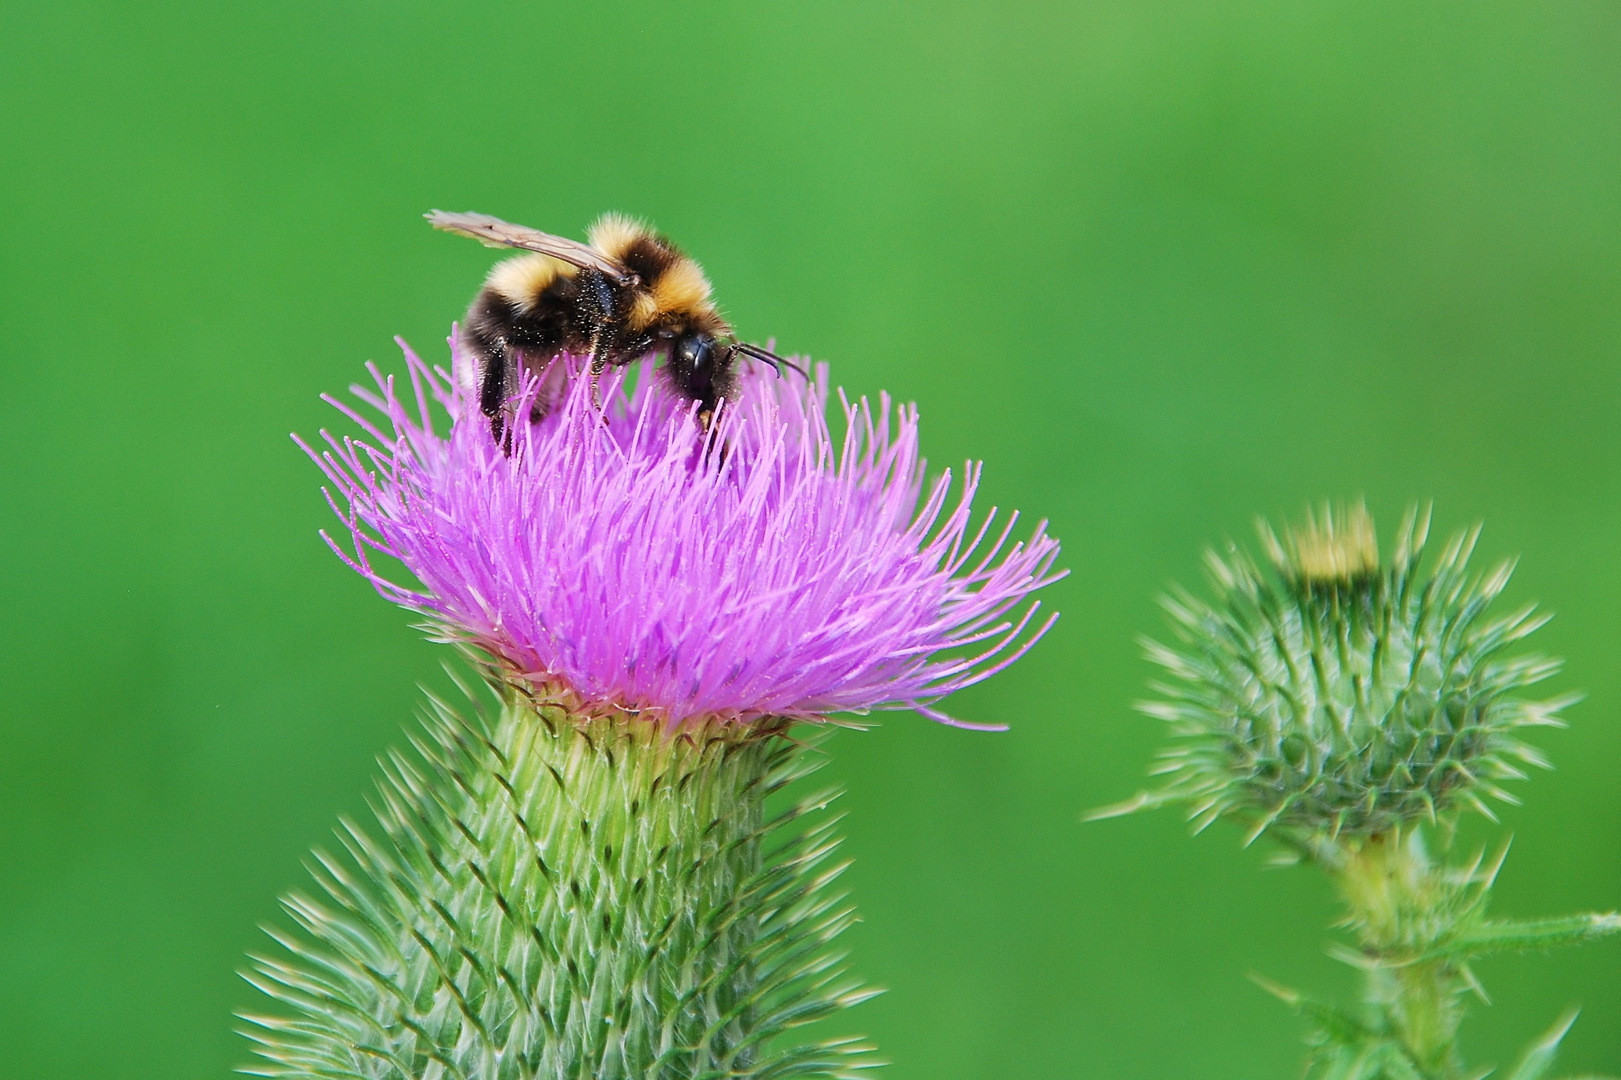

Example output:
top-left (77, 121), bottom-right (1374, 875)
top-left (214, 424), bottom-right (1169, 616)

top-left (1506, 1009), bottom-right (1579, 1080)
top-left (1427, 914), bottom-right (1621, 961)
top-left (1251, 973), bottom-right (1393, 1053)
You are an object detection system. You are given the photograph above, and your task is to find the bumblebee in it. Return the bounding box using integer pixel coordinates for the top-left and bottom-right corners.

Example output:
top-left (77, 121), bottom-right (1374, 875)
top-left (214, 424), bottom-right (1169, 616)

top-left (428, 210), bottom-right (795, 432)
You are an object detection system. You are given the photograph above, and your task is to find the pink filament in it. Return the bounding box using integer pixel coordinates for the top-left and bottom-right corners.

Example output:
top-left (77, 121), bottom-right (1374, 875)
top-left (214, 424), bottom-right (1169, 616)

top-left (301, 333), bottom-right (1065, 728)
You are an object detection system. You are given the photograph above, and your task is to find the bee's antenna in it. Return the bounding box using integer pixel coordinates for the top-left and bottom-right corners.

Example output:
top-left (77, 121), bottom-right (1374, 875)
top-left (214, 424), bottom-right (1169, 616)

top-left (730, 341), bottom-right (809, 380)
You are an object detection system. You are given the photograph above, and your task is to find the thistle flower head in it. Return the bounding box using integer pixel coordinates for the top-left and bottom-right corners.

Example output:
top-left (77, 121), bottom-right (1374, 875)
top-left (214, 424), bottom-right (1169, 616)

top-left (301, 334), bottom-right (1063, 730)
top-left (1100, 505), bottom-right (1569, 851)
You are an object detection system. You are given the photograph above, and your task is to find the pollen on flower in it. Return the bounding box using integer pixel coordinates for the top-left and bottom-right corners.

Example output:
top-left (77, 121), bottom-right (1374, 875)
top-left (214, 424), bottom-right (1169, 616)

top-left (1269, 501), bottom-right (1379, 586)
top-left (299, 331), bottom-right (1065, 730)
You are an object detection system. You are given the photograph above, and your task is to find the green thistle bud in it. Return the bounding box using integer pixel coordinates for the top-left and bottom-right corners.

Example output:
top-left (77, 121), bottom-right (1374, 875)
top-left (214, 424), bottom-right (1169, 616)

top-left (1097, 504), bottom-right (1571, 853)
top-left (1096, 503), bottom-right (1620, 1080)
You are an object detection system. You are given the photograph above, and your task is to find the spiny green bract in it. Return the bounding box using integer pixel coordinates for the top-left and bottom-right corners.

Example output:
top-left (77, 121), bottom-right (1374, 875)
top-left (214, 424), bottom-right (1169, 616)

top-left (1099, 504), bottom-right (1571, 851)
top-left (240, 670), bottom-right (879, 1080)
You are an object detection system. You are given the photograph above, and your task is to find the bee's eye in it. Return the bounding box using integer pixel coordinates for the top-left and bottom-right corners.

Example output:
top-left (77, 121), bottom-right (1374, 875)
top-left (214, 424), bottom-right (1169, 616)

top-left (678, 337), bottom-right (715, 387)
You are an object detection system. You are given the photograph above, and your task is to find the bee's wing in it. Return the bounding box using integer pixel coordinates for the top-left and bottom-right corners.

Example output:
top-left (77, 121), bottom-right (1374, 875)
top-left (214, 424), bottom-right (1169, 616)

top-left (426, 210), bottom-right (635, 284)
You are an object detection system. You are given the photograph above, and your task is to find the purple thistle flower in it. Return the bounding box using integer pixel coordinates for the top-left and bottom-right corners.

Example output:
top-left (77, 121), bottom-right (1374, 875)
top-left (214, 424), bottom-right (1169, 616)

top-left (300, 333), bottom-right (1064, 729)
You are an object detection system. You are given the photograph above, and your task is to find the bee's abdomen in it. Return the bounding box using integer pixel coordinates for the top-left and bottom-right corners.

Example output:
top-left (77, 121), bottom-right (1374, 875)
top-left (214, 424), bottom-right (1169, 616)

top-left (462, 259), bottom-right (609, 419)
top-left (468, 261), bottom-right (601, 356)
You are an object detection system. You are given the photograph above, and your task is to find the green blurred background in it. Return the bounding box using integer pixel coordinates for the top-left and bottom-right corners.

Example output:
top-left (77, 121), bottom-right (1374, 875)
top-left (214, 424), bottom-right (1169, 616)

top-left (3, 2), bottom-right (1620, 1077)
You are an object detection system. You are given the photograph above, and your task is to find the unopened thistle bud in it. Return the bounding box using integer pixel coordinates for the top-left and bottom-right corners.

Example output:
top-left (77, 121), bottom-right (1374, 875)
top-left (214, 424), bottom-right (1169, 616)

top-left (244, 337), bottom-right (1063, 1079)
top-left (1096, 503), bottom-right (1568, 853)
top-left (1097, 504), bottom-right (1617, 1080)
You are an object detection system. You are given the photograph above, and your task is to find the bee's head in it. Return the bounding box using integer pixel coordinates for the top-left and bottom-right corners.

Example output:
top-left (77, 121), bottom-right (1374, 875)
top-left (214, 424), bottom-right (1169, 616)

top-left (662, 332), bottom-right (803, 417)
top-left (669, 332), bottom-right (722, 389)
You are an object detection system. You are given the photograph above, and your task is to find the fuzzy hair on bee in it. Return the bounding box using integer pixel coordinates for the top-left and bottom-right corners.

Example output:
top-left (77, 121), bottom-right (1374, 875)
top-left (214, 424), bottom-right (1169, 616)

top-left (428, 210), bottom-right (800, 437)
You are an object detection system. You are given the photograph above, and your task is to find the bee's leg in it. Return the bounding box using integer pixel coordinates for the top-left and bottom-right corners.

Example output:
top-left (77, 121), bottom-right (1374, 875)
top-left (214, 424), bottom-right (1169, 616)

top-left (586, 329), bottom-right (610, 411)
top-left (478, 340), bottom-right (510, 444)
top-left (483, 340), bottom-right (536, 450)
top-left (473, 335), bottom-right (503, 414)
top-left (578, 270), bottom-right (617, 412)
top-left (590, 356), bottom-right (610, 410)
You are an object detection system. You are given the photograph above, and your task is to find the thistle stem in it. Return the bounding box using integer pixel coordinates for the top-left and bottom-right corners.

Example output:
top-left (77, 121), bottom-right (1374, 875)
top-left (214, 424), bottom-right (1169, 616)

top-left (1334, 831), bottom-right (1465, 1079)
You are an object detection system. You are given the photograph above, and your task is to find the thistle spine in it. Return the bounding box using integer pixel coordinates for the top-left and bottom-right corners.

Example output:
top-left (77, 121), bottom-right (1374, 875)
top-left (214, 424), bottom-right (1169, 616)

top-left (241, 671), bottom-right (878, 1080)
